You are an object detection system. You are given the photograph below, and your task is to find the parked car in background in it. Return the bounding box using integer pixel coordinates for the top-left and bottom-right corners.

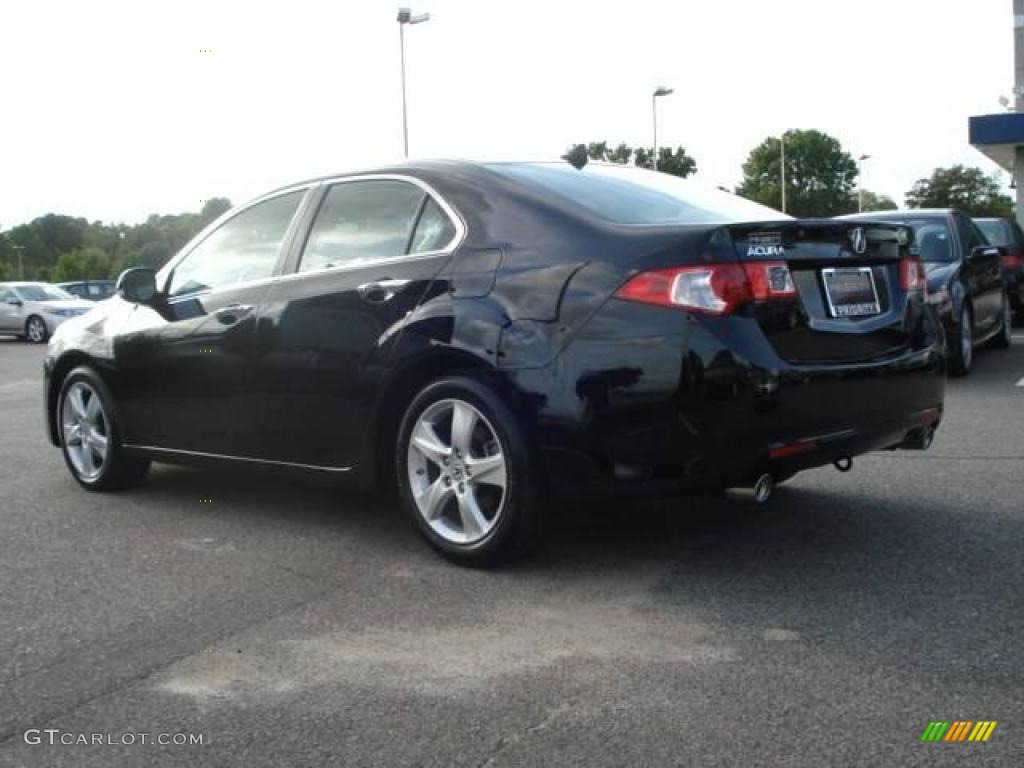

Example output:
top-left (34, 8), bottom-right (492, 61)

top-left (973, 216), bottom-right (1024, 322)
top-left (840, 209), bottom-right (1012, 375)
top-left (57, 280), bottom-right (116, 302)
top-left (0, 282), bottom-right (94, 343)
top-left (44, 161), bottom-right (945, 564)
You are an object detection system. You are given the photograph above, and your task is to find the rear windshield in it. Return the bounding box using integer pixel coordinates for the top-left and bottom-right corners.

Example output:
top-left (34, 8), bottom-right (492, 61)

top-left (902, 219), bottom-right (956, 263)
top-left (974, 219), bottom-right (1009, 246)
top-left (488, 162), bottom-right (789, 225)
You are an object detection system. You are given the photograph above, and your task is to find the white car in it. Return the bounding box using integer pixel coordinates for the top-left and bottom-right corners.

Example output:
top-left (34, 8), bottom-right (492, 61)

top-left (0, 282), bottom-right (96, 343)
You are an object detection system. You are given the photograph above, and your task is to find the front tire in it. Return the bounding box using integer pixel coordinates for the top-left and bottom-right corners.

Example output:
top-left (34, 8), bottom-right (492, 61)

top-left (25, 315), bottom-right (48, 344)
top-left (57, 366), bottom-right (150, 491)
top-left (396, 376), bottom-right (540, 566)
top-left (947, 304), bottom-right (973, 377)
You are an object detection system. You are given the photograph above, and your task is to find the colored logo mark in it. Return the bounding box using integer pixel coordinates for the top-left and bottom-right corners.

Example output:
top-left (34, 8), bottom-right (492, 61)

top-left (921, 721), bottom-right (997, 742)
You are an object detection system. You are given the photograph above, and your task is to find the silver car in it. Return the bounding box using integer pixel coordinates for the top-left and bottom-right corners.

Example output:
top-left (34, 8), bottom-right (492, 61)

top-left (0, 282), bottom-right (95, 343)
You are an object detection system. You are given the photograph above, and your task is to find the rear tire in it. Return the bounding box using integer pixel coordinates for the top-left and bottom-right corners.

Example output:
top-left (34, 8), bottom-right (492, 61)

top-left (25, 315), bottom-right (48, 344)
top-left (57, 366), bottom-right (150, 491)
top-left (987, 293), bottom-right (1012, 350)
top-left (947, 304), bottom-right (973, 377)
top-left (396, 376), bottom-right (541, 566)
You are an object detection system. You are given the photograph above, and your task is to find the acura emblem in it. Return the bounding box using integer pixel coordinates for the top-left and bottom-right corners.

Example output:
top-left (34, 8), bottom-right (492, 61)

top-left (849, 227), bottom-right (867, 255)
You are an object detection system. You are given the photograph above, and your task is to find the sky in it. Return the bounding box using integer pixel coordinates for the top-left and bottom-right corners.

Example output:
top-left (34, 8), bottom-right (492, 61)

top-left (0, 0), bottom-right (1014, 229)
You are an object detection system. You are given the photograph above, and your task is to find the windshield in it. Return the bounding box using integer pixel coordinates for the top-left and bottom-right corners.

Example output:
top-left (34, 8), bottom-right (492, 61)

top-left (899, 219), bottom-right (956, 263)
top-left (14, 284), bottom-right (75, 301)
top-left (974, 219), bottom-right (1008, 246)
top-left (488, 162), bottom-right (789, 225)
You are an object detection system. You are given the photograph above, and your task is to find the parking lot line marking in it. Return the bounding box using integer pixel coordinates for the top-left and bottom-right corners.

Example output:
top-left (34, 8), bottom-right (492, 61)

top-left (1017, 377), bottom-right (1024, 387)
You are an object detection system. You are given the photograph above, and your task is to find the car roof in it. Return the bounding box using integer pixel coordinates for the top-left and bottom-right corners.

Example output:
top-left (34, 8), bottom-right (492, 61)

top-left (261, 159), bottom-right (501, 196)
top-left (840, 209), bottom-right (952, 220)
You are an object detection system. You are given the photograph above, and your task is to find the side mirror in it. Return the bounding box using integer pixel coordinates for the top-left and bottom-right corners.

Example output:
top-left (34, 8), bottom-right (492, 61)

top-left (969, 245), bottom-right (999, 262)
top-left (116, 267), bottom-right (157, 304)
top-left (6, 298), bottom-right (22, 306)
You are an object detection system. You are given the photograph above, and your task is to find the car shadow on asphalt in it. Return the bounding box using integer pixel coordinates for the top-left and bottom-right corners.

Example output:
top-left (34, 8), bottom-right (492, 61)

top-left (108, 456), bottom-right (1024, 680)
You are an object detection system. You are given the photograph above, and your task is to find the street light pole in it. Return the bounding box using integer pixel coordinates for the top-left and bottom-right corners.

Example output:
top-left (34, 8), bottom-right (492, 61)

top-left (857, 154), bottom-right (871, 213)
top-left (652, 86), bottom-right (673, 171)
top-left (780, 132), bottom-right (786, 214)
top-left (397, 7), bottom-right (431, 158)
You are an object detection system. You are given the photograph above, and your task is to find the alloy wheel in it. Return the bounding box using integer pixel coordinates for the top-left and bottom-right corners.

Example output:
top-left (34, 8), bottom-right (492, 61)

top-left (27, 317), bottom-right (46, 343)
top-left (406, 398), bottom-right (508, 545)
top-left (61, 381), bottom-right (110, 480)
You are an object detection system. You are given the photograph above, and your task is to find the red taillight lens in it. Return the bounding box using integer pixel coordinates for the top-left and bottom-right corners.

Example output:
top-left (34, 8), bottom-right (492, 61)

top-left (1000, 252), bottom-right (1023, 270)
top-left (899, 257), bottom-right (926, 293)
top-left (614, 261), bottom-right (794, 315)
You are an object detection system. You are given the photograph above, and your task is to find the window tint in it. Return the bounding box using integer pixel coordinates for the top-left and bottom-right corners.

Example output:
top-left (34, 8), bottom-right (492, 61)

top-left (16, 284), bottom-right (74, 301)
top-left (975, 219), bottom-right (1009, 246)
top-left (299, 181), bottom-right (425, 273)
top-left (488, 162), bottom-right (788, 225)
top-left (168, 191), bottom-right (303, 297)
top-left (410, 197), bottom-right (456, 253)
top-left (906, 219), bottom-right (955, 263)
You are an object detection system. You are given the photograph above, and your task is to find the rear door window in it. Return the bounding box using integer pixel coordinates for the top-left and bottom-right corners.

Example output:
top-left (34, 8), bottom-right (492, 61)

top-left (298, 180), bottom-right (427, 273)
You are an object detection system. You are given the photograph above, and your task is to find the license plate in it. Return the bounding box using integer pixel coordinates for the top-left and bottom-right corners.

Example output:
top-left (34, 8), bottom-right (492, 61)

top-left (821, 267), bottom-right (880, 318)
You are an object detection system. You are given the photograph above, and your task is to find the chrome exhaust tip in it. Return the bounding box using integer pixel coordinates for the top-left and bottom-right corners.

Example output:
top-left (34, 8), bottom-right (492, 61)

top-left (752, 473), bottom-right (774, 504)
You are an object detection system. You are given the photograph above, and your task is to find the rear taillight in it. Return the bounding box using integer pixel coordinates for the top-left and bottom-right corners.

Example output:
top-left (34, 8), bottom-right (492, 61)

top-left (614, 261), bottom-right (795, 315)
top-left (899, 257), bottom-right (926, 294)
top-left (1001, 251), bottom-right (1023, 270)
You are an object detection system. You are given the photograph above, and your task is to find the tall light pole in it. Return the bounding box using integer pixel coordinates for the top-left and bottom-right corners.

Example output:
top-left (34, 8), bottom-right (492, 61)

top-left (652, 86), bottom-right (673, 171)
top-left (857, 153), bottom-right (871, 213)
top-left (397, 7), bottom-right (431, 158)
top-left (780, 132), bottom-right (786, 214)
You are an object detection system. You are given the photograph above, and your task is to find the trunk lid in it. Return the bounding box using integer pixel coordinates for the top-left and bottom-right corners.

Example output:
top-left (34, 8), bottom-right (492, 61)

top-left (728, 220), bottom-right (918, 363)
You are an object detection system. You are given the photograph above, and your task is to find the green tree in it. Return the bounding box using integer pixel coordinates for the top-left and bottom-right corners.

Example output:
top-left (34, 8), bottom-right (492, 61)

top-left (51, 246), bottom-right (111, 282)
top-left (562, 144), bottom-right (589, 169)
top-left (905, 165), bottom-right (1013, 217)
top-left (737, 129), bottom-right (858, 217)
top-left (654, 146), bottom-right (697, 178)
top-left (563, 142), bottom-right (696, 178)
top-left (200, 197), bottom-right (232, 220)
top-left (853, 189), bottom-right (898, 213)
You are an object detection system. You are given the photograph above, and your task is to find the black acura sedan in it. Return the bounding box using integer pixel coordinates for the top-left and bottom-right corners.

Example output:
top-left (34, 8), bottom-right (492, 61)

top-left (841, 209), bottom-right (1012, 375)
top-left (44, 161), bottom-right (945, 564)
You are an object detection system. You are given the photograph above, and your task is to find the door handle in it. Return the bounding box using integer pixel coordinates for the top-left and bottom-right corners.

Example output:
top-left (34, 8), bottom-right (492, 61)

top-left (357, 279), bottom-right (411, 303)
top-left (214, 303), bottom-right (254, 324)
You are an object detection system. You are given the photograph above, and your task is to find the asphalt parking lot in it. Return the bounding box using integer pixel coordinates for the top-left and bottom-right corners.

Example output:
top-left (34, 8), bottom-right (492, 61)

top-left (0, 335), bottom-right (1022, 767)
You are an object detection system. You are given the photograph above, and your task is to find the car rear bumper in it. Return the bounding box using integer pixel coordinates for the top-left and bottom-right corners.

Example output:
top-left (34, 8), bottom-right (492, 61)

top-left (531, 303), bottom-right (946, 494)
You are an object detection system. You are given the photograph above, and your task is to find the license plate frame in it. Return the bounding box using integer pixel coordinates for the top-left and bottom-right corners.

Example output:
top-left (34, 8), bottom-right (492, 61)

top-left (821, 267), bottom-right (881, 318)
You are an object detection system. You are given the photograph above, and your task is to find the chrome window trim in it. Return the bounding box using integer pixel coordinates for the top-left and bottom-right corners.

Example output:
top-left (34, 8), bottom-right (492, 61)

top-left (158, 174), bottom-right (466, 303)
top-left (122, 444), bottom-right (352, 473)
